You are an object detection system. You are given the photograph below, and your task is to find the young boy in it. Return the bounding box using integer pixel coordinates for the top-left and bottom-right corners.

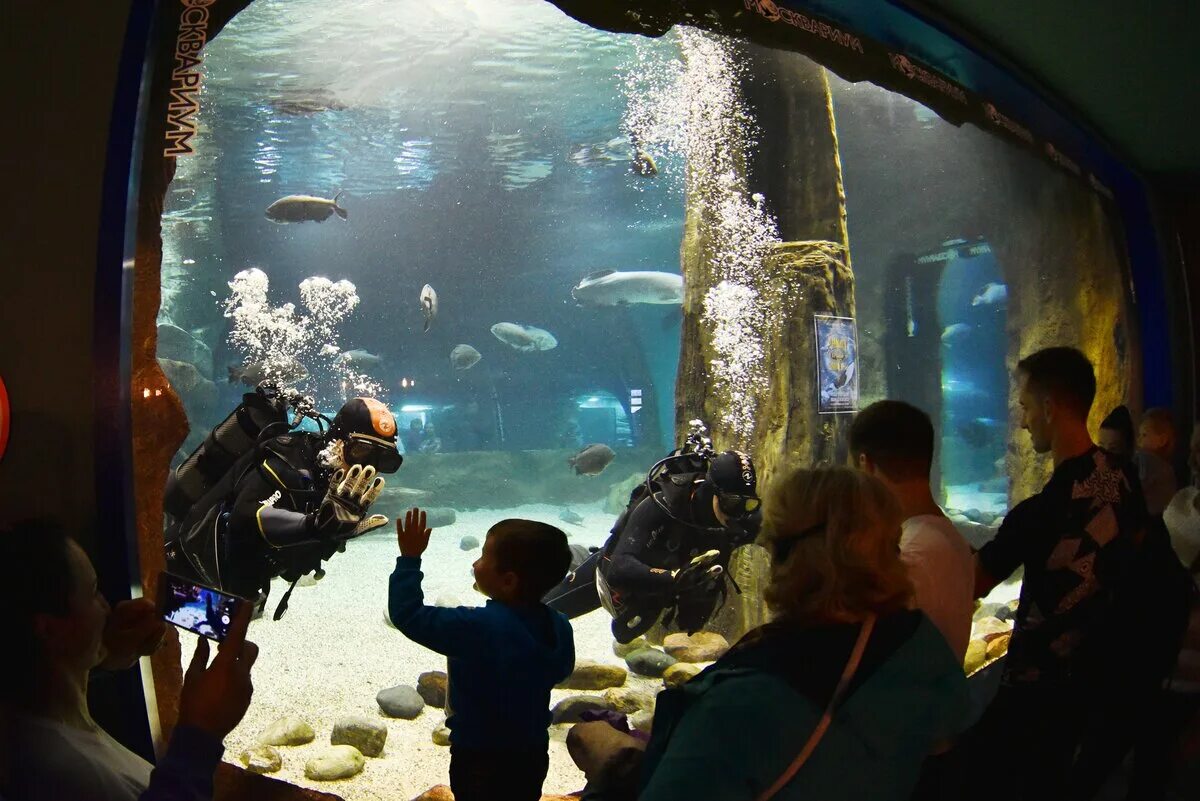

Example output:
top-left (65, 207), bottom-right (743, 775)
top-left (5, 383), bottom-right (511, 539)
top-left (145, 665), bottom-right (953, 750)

top-left (389, 508), bottom-right (575, 801)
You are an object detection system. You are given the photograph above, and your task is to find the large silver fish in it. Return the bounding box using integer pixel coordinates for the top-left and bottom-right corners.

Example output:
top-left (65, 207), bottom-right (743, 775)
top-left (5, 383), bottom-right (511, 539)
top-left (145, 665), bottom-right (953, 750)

top-left (490, 322), bottom-right (557, 352)
top-left (265, 191), bottom-right (347, 223)
top-left (450, 344), bottom-right (481, 370)
top-left (568, 443), bottom-right (616, 476)
top-left (420, 284), bottom-right (438, 333)
top-left (339, 349), bottom-right (383, 369)
top-left (571, 270), bottom-right (683, 306)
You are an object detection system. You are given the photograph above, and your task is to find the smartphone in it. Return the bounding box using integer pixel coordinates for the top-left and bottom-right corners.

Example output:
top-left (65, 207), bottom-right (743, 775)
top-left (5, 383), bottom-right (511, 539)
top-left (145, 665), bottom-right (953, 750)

top-left (158, 572), bottom-right (248, 642)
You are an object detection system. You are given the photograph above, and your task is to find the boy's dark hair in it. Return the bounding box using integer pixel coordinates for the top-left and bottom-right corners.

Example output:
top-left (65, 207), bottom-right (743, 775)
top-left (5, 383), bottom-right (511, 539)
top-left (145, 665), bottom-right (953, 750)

top-left (848, 400), bottom-right (935, 481)
top-left (1017, 347), bottom-right (1096, 418)
top-left (0, 520), bottom-right (79, 696)
top-left (487, 519), bottom-right (571, 602)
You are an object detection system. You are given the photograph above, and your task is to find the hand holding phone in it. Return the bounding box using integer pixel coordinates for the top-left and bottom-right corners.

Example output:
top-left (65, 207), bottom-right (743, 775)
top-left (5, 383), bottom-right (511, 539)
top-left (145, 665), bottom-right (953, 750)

top-left (159, 572), bottom-right (248, 642)
top-left (177, 602), bottom-right (258, 741)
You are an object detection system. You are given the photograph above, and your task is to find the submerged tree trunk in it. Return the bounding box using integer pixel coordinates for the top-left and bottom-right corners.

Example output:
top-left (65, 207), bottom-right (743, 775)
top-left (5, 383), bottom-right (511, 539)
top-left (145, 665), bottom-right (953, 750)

top-left (675, 42), bottom-right (854, 641)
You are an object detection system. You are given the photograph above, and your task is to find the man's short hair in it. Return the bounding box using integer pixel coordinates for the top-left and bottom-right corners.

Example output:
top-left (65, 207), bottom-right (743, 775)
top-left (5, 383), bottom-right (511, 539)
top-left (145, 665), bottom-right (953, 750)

top-left (1017, 347), bottom-right (1096, 418)
top-left (487, 519), bottom-right (571, 602)
top-left (848, 400), bottom-right (935, 481)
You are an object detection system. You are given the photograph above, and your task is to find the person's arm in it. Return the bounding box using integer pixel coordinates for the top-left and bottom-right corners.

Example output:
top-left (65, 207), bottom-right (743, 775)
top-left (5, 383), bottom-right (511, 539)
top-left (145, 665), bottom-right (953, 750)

top-left (387, 509), bottom-right (485, 658)
top-left (974, 498), bottom-right (1039, 598)
top-left (228, 465), bottom-right (321, 548)
top-left (605, 499), bottom-right (677, 595)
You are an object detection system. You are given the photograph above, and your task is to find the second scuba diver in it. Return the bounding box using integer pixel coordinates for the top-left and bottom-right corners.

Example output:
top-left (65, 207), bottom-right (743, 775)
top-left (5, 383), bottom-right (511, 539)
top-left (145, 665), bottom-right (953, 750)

top-left (544, 425), bottom-right (762, 642)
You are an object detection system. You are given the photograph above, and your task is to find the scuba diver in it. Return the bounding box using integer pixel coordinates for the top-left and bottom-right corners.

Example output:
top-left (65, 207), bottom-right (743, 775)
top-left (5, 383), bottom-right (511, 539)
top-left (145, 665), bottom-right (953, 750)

top-left (544, 422), bottom-right (761, 642)
top-left (164, 388), bottom-right (403, 618)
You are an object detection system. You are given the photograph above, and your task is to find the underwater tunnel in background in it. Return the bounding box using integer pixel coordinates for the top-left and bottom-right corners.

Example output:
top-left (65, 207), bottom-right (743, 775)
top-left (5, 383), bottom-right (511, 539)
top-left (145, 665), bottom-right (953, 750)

top-left (91, 0), bottom-right (1178, 795)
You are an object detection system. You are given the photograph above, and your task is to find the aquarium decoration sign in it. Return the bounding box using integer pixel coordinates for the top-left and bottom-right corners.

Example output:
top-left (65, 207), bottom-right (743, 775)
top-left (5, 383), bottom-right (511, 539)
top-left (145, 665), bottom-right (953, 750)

top-left (814, 315), bottom-right (858, 414)
top-left (163, 0), bottom-right (215, 157)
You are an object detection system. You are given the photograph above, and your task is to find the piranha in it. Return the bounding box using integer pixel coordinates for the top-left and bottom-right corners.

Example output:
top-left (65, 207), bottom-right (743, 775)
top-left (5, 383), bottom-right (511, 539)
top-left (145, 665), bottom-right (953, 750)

top-left (450, 344), bottom-right (481, 370)
top-left (491, 322), bottom-right (558, 352)
top-left (420, 284), bottom-right (438, 333)
top-left (265, 191), bottom-right (348, 223)
top-left (569, 443), bottom-right (616, 476)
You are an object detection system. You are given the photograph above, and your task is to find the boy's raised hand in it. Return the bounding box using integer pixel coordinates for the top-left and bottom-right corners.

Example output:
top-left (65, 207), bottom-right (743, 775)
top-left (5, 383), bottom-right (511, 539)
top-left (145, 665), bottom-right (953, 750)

top-left (398, 507), bottom-right (432, 557)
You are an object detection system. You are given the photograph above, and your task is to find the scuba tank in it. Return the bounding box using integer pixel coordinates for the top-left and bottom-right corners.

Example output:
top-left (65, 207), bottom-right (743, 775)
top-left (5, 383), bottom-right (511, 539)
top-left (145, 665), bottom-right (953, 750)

top-left (164, 384), bottom-right (298, 531)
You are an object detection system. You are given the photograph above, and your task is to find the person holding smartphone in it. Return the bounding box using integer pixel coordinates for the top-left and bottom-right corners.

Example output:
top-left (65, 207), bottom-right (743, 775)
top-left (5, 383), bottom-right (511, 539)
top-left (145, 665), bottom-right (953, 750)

top-left (0, 521), bottom-right (258, 801)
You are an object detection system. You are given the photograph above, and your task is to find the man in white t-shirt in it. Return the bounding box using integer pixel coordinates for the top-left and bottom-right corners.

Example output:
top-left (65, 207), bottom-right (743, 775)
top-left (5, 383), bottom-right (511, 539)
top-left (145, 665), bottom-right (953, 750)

top-left (850, 400), bottom-right (975, 663)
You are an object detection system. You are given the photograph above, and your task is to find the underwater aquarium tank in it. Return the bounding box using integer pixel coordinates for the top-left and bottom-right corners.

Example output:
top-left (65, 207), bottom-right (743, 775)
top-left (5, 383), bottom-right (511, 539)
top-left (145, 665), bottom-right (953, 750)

top-left (150, 0), bottom-right (1136, 795)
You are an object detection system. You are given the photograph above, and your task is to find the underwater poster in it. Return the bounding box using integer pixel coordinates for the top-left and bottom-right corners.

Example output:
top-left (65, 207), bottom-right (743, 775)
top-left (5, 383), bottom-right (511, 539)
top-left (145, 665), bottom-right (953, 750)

top-left (814, 314), bottom-right (859, 413)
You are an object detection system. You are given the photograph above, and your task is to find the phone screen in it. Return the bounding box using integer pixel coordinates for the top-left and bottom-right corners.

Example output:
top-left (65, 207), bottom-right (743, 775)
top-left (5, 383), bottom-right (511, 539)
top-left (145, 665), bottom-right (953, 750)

top-left (159, 572), bottom-right (247, 642)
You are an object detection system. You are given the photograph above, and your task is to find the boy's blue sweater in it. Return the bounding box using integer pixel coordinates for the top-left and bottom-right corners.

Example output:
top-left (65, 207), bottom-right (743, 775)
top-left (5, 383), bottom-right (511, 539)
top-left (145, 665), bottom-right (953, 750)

top-left (388, 555), bottom-right (575, 749)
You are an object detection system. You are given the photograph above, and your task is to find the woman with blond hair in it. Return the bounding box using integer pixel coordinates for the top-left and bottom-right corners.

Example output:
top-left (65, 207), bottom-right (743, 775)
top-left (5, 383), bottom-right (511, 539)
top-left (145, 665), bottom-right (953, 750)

top-left (638, 467), bottom-right (969, 801)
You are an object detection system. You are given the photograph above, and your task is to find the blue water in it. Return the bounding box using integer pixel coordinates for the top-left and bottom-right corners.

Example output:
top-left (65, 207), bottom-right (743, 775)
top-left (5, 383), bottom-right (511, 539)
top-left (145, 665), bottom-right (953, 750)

top-left (162, 0), bottom-right (683, 453)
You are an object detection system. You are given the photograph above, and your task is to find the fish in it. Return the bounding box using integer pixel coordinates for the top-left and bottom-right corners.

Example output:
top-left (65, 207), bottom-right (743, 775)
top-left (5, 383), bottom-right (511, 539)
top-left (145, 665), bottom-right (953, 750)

top-left (957, 417), bottom-right (1004, 449)
top-left (490, 322), bottom-right (558, 352)
top-left (450, 344), bottom-right (482, 370)
top-left (571, 270), bottom-right (683, 306)
top-left (971, 282), bottom-right (1008, 306)
top-left (319, 344), bottom-right (341, 357)
top-left (631, 148), bottom-right (658, 176)
top-left (569, 443), bottom-right (616, 476)
top-left (940, 323), bottom-right (971, 342)
top-left (265, 191), bottom-right (348, 223)
top-left (420, 284), bottom-right (438, 333)
top-left (267, 89), bottom-right (347, 116)
top-left (558, 508), bottom-right (584, 526)
top-left (339, 349), bottom-right (383, 369)
top-left (227, 357), bottom-right (308, 386)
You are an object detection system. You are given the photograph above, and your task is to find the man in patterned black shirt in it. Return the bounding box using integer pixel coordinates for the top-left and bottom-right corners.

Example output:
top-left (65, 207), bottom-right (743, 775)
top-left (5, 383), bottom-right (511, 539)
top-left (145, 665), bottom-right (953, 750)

top-left (969, 347), bottom-right (1144, 801)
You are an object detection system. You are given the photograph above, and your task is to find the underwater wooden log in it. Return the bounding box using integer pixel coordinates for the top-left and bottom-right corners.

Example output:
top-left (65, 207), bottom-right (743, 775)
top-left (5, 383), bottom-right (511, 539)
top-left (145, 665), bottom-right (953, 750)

top-left (676, 42), bottom-right (854, 642)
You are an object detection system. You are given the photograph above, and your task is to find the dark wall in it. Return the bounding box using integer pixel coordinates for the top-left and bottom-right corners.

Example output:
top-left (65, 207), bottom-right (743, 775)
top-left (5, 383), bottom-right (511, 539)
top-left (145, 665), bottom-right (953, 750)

top-left (1, 1), bottom-right (136, 549)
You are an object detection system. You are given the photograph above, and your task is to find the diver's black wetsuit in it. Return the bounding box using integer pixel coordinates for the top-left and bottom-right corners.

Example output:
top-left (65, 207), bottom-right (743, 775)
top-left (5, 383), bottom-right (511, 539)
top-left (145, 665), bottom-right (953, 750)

top-left (167, 432), bottom-right (339, 600)
top-left (545, 478), bottom-right (755, 638)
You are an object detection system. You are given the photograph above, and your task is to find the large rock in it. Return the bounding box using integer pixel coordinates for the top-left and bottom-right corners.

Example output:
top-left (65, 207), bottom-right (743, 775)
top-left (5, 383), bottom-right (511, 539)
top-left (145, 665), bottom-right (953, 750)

top-left (551, 694), bottom-right (618, 725)
top-left (662, 632), bottom-right (729, 663)
top-left (625, 648), bottom-right (676, 678)
top-left (663, 663), bottom-right (703, 688)
top-left (972, 616), bottom-right (1011, 642)
top-left (603, 686), bottom-right (655, 714)
top-left (412, 786), bottom-right (455, 801)
top-left (432, 724), bottom-right (451, 746)
top-left (157, 322), bottom-right (213, 378)
top-left (557, 660), bottom-right (627, 691)
top-left (459, 535), bottom-right (479, 551)
top-left (304, 745), bottom-right (365, 781)
top-left (157, 357), bottom-right (217, 425)
top-left (377, 685), bottom-right (425, 720)
top-left (613, 637), bottom-right (648, 658)
top-left (331, 716), bottom-right (388, 757)
top-left (417, 671), bottom-right (448, 708)
top-left (964, 640), bottom-right (988, 674)
top-left (630, 709), bottom-right (654, 734)
top-left (240, 745), bottom-right (282, 774)
top-left (257, 716), bottom-right (315, 746)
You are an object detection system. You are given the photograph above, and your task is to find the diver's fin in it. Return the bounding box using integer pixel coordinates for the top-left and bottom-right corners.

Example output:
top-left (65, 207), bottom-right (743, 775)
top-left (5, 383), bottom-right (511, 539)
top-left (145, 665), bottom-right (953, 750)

top-left (581, 269), bottom-right (615, 282)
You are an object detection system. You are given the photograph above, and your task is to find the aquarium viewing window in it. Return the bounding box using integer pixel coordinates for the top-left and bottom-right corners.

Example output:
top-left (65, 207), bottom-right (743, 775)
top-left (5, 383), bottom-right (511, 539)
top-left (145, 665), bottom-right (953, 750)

top-left (118, 0), bottom-right (1149, 796)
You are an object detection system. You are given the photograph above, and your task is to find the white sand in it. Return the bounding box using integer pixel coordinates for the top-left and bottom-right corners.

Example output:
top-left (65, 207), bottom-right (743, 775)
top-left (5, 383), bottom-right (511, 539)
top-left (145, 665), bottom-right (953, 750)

top-left (178, 502), bottom-right (663, 800)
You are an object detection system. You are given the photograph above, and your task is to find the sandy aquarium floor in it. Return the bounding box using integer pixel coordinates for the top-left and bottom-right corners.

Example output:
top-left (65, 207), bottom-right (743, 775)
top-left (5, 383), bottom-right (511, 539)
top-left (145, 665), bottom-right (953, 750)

top-left (176, 501), bottom-right (661, 800)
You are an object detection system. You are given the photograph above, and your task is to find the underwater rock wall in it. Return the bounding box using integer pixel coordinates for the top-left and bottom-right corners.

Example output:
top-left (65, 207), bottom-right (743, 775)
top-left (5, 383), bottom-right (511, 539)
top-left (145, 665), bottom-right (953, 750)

top-left (991, 165), bottom-right (1138, 502)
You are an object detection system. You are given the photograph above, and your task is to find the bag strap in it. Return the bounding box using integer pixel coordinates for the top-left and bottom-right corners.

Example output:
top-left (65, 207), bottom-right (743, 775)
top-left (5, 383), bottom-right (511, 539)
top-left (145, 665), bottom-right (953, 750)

top-left (754, 613), bottom-right (877, 801)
